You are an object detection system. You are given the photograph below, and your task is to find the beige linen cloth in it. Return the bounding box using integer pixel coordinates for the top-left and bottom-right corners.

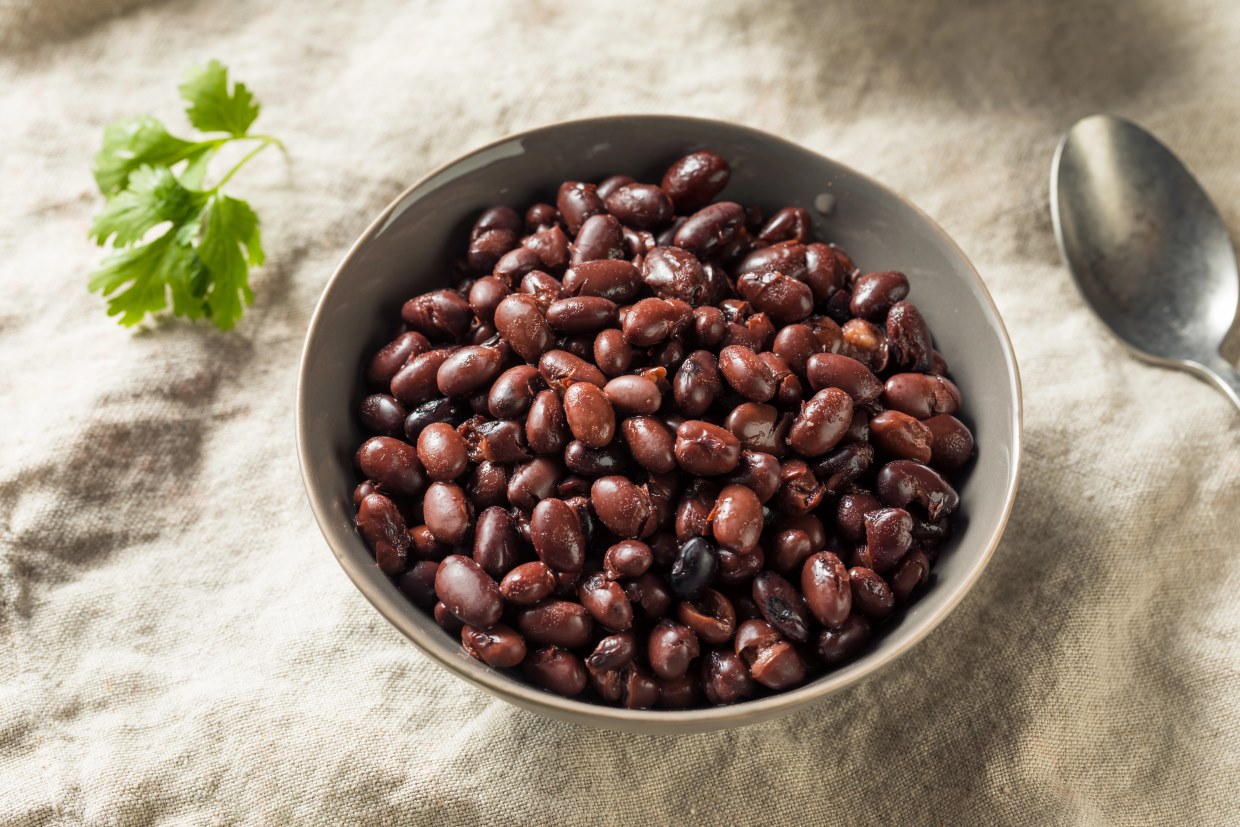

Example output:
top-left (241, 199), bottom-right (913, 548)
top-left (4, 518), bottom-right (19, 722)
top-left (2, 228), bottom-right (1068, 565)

top-left (2, 0), bottom-right (1238, 824)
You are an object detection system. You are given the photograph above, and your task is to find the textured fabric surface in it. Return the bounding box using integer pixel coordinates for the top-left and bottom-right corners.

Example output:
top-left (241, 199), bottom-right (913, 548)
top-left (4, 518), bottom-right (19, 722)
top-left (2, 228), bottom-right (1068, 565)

top-left (2, 1), bottom-right (1239, 824)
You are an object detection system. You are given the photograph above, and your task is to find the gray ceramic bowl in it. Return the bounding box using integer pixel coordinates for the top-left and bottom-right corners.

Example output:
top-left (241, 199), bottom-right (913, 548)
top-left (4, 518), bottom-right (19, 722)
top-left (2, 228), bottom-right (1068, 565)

top-left (296, 115), bottom-right (1022, 734)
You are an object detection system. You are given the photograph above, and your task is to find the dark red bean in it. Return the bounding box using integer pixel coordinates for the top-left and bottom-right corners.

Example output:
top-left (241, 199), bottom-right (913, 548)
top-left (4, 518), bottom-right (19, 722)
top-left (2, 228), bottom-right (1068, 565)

top-left (468, 276), bottom-right (510, 326)
top-left (807, 315), bottom-right (845, 353)
top-left (390, 348), bottom-right (454, 407)
top-left (520, 270), bottom-right (564, 307)
top-left (669, 536), bottom-right (719, 600)
top-left (518, 600), bottom-right (594, 648)
top-left (524, 225), bottom-right (570, 273)
top-left (677, 588), bottom-right (737, 645)
top-left (813, 441), bottom-right (875, 494)
top-left (641, 246), bottom-right (710, 305)
top-left (752, 571), bottom-right (811, 643)
top-left (724, 402), bottom-right (790, 457)
top-left (625, 572), bottom-right (674, 619)
top-left (620, 416), bottom-right (677, 474)
top-left (436, 345), bottom-right (503, 398)
top-left (886, 300), bottom-right (934, 372)
top-left (772, 324), bottom-right (821, 378)
top-left (924, 414), bottom-right (974, 471)
top-left (716, 547), bottom-right (764, 586)
top-left (702, 650), bottom-right (756, 705)
top-left (648, 621), bottom-right (701, 679)
top-left (691, 306), bottom-right (726, 348)
top-left (801, 552), bottom-right (851, 627)
top-left (526, 390), bottom-right (570, 455)
top-left (596, 175), bottom-right (635, 201)
top-left (734, 618), bottom-right (781, 663)
top-left (416, 423), bottom-right (468, 481)
top-left (870, 410), bottom-right (933, 463)
top-left (890, 549), bottom-right (930, 602)
top-left (603, 375), bottom-right (661, 415)
top-left (523, 647), bottom-right (587, 696)
top-left (604, 540), bottom-right (654, 579)
top-left (471, 206), bottom-right (521, 240)
top-left (401, 289), bottom-right (473, 340)
top-left (577, 572), bottom-right (634, 631)
top-left (571, 213), bottom-right (626, 264)
top-left (772, 459), bottom-right (826, 515)
top-left (590, 475), bottom-right (656, 539)
top-left (757, 207), bottom-right (811, 245)
top-left (817, 614), bottom-right (871, 664)
top-left (737, 240), bottom-right (809, 281)
top-left (661, 150), bottom-right (730, 212)
top-left (837, 492), bottom-right (882, 542)
top-left (718, 345), bottom-right (778, 402)
top-left (403, 397), bottom-right (469, 442)
top-left (803, 243), bottom-right (847, 303)
top-left (359, 393), bottom-right (407, 436)
top-left (673, 350), bottom-right (723, 418)
top-left (805, 353), bottom-right (882, 405)
top-left (459, 417), bottom-right (529, 464)
top-left (546, 296), bottom-right (619, 333)
top-left (605, 183), bottom-right (673, 230)
top-left (674, 420), bottom-right (741, 476)
top-left (876, 459), bottom-right (960, 520)
top-left (367, 331), bottom-right (430, 386)
top-left (674, 201), bottom-right (745, 258)
top-left (435, 554), bottom-right (502, 627)
top-left (593, 329), bottom-right (633, 377)
top-left (557, 181), bottom-right (604, 236)
top-left (850, 271), bottom-right (909, 319)
top-left (848, 566), bottom-right (894, 620)
top-left (485, 365), bottom-right (540, 420)
top-left (788, 388), bottom-right (854, 457)
top-left (506, 458), bottom-right (561, 511)
top-left (774, 513), bottom-right (828, 552)
top-left (525, 203), bottom-right (559, 231)
top-left (710, 484), bottom-right (763, 554)
top-left (563, 440), bottom-right (630, 477)
top-left (736, 271), bottom-right (814, 324)
top-left (656, 673), bottom-right (702, 708)
top-left (499, 561), bottom-right (556, 605)
top-left (355, 436), bottom-right (425, 496)
top-left (409, 524), bottom-right (449, 561)
top-left (493, 294), bottom-right (552, 363)
top-left (494, 246), bottom-right (543, 284)
top-left (469, 506), bottom-right (520, 579)
top-left (356, 492), bottom-right (410, 576)
top-left (530, 498), bottom-right (585, 572)
top-left (747, 639), bottom-right (805, 690)
top-left (537, 349), bottom-right (607, 390)
top-left (423, 482), bottom-right (473, 545)
top-left (675, 480), bottom-right (717, 542)
top-left (768, 528), bottom-right (815, 575)
top-left (721, 450), bottom-right (782, 504)
top-left (841, 318), bottom-right (888, 372)
top-left (398, 560), bottom-right (439, 609)
top-left (462, 623), bottom-right (526, 668)
top-left (562, 259), bottom-right (642, 303)
top-left (621, 297), bottom-right (693, 347)
top-left (434, 601), bottom-right (464, 634)
top-left (883, 373), bottom-right (962, 419)
top-left (563, 382), bottom-right (615, 448)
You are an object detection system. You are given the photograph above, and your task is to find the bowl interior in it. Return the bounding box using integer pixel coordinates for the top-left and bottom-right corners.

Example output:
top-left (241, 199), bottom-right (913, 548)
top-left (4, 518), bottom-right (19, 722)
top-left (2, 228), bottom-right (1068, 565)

top-left (297, 115), bottom-right (1021, 734)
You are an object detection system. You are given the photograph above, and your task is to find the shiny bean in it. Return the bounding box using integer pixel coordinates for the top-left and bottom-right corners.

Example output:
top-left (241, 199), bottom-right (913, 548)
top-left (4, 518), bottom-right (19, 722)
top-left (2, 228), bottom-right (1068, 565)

top-left (805, 352), bottom-right (882, 404)
top-left (886, 300), bottom-right (934, 372)
top-left (736, 271), bottom-right (814, 324)
top-left (525, 226), bottom-right (571, 275)
top-left (462, 623), bottom-right (526, 668)
top-left (359, 393), bottom-right (407, 436)
top-left (523, 647), bottom-right (587, 696)
top-left (493, 294), bottom-right (552, 363)
top-left (747, 639), bottom-right (805, 690)
top-left (590, 475), bottom-right (656, 539)
top-left (924, 414), bottom-right (974, 470)
top-left (890, 549), bottom-right (931, 602)
top-left (737, 240), bottom-right (809, 281)
top-left (562, 259), bottom-right (642, 303)
top-left (526, 390), bottom-right (570, 455)
top-left (578, 572), bottom-right (634, 631)
top-left (702, 650), bottom-right (755, 706)
top-left (674, 420), bottom-right (741, 475)
top-left (556, 181), bottom-right (604, 236)
top-left (355, 436), bottom-right (425, 496)
top-left (752, 571), bottom-right (811, 642)
top-left (710, 484), bottom-right (763, 554)
top-left (677, 588), bottom-right (737, 645)
top-left (772, 459), bottom-right (826, 515)
top-left (537, 349), bottom-right (606, 390)
top-left (486, 365), bottom-right (540, 420)
top-left (850, 271), bottom-right (909, 319)
top-left (788, 388), bottom-right (854, 456)
top-left (546, 296), bottom-right (619, 333)
top-left (648, 621), bottom-right (701, 679)
top-left (604, 540), bottom-right (654, 579)
top-left (423, 482), bottom-right (473, 545)
top-left (468, 276), bottom-right (510, 325)
top-left (883, 373), bottom-right (962, 419)
top-left (593, 329), bottom-right (633, 377)
top-left (398, 559), bottom-right (439, 609)
top-left (471, 205), bottom-right (522, 240)
top-left (500, 561), bottom-right (556, 605)
top-left (436, 345), bottom-right (503, 397)
top-left (571, 213), bottom-right (626, 264)
top-left (356, 492), bottom-right (410, 576)
top-left (459, 417), bottom-right (529, 463)
top-left (621, 297), bottom-right (693, 346)
top-left (367, 331), bottom-right (430, 386)
top-left (620, 416), bottom-right (677, 474)
top-left (718, 345), bottom-right (778, 402)
top-left (803, 243), bottom-right (847, 303)
top-left (507, 457), bottom-right (563, 511)
top-left (563, 440), bottom-right (630, 477)
top-left (801, 552), bottom-right (852, 626)
top-left (596, 175), bottom-right (635, 201)
top-left (604, 375), bottom-right (662, 415)
top-left (772, 324), bottom-right (821, 378)
top-left (848, 566), bottom-right (894, 620)
top-left (519, 600), bottom-right (594, 648)
top-left (605, 183), bottom-right (673, 229)
top-left (661, 150), bottom-right (730, 211)
top-left (769, 528), bottom-right (815, 575)
top-left (404, 397), bottom-right (469, 442)
top-left (836, 492), bottom-right (882, 542)
top-left (390, 348), bottom-right (454, 406)
top-left (435, 554), bottom-right (502, 627)
top-left (724, 402), bottom-right (790, 457)
top-left (563, 382), bottom-right (615, 448)
top-left (494, 246), bottom-right (543, 284)
top-left (870, 410), bottom-right (933, 463)
top-left (675, 480), bottom-right (718, 542)
top-left (841, 318), bottom-right (888, 372)
top-left (416, 423), bottom-right (468, 481)
top-left (757, 207), bottom-right (811, 245)
top-left (520, 270), bottom-right (564, 306)
top-left (669, 536), bottom-right (720, 600)
top-left (813, 441), bottom-right (875, 494)
top-left (530, 498), bottom-right (586, 572)
top-left (817, 614), bottom-right (871, 664)
top-left (692, 306), bottom-right (726, 348)
top-left (720, 450), bottom-right (782, 504)
top-left (673, 350), bottom-right (723, 417)
top-left (673, 201), bottom-right (745, 258)
top-left (876, 459), bottom-right (960, 520)
top-left (641, 246), bottom-right (710, 305)
top-left (401, 289), bottom-right (473, 340)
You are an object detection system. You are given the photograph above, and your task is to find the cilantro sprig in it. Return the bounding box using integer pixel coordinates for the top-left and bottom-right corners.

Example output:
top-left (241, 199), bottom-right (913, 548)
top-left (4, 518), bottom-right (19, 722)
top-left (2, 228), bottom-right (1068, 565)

top-left (88, 60), bottom-right (284, 330)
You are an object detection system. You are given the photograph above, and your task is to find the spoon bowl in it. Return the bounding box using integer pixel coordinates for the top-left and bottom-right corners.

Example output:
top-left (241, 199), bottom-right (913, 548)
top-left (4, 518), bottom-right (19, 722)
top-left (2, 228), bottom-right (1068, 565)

top-left (1051, 114), bottom-right (1240, 410)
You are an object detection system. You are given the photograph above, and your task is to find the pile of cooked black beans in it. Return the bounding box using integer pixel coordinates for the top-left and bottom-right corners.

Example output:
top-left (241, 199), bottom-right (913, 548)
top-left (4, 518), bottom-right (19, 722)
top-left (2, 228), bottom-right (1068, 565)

top-left (351, 150), bottom-right (974, 709)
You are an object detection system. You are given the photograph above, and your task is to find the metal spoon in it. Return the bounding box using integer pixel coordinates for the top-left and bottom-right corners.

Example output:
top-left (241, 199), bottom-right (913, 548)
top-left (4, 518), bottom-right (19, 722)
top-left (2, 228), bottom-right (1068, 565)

top-left (1051, 114), bottom-right (1240, 411)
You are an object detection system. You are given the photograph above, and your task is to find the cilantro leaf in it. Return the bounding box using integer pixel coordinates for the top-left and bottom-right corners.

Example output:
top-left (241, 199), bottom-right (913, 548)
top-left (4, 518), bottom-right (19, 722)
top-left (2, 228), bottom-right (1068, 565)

top-left (93, 116), bottom-right (198, 196)
top-left (197, 194), bottom-right (264, 330)
top-left (88, 229), bottom-right (201, 327)
top-left (89, 165), bottom-right (205, 247)
top-left (179, 60), bottom-right (260, 137)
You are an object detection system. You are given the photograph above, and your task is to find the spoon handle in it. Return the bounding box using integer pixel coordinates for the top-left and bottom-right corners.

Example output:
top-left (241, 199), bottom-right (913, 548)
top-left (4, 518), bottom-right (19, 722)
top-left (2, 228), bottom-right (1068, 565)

top-left (1198, 356), bottom-right (1240, 413)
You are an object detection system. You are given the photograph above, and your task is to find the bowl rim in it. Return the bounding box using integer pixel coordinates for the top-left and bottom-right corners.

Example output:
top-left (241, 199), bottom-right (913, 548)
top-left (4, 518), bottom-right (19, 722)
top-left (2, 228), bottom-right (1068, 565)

top-left (295, 114), bottom-right (1024, 729)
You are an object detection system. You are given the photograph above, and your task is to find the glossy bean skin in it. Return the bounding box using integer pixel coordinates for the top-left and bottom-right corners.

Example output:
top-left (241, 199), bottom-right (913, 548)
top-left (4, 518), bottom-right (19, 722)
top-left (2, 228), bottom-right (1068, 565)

top-left (398, 560), bottom-right (439, 609)
top-left (355, 436), bottom-right (425, 496)
top-left (596, 175), bottom-right (635, 201)
top-left (521, 270), bottom-right (565, 306)
top-left (801, 552), bottom-right (852, 627)
top-left (526, 390), bottom-right (570, 455)
top-left (578, 572), bottom-right (634, 631)
top-left (507, 457), bottom-right (563, 511)
top-left (459, 417), bottom-right (529, 464)
top-left (390, 348), bottom-right (455, 407)
top-left (435, 554), bottom-right (503, 627)
top-left (674, 350), bottom-right (723, 417)
top-left (677, 588), bottom-right (737, 645)
top-left (692, 306), bottom-right (726, 348)
top-left (718, 345), bottom-right (778, 402)
top-left (702, 650), bottom-right (756, 706)
top-left (359, 394), bottom-right (407, 436)
top-left (752, 571), bottom-right (811, 642)
top-left (470, 506), bottom-right (521, 579)
top-left (721, 450), bottom-right (782, 504)
top-left (518, 600), bottom-right (594, 648)
top-left (494, 246), bottom-right (543, 284)
top-left (423, 482), bottom-right (474, 545)
top-left (710, 484), bottom-right (763, 554)
top-left (621, 416), bottom-right (678, 474)
top-left (669, 537), bottom-right (720, 600)
top-left (586, 631), bottom-right (638, 671)
top-left (805, 353), bottom-right (882, 405)
top-left (356, 492), bottom-right (410, 576)
top-left (416, 422), bottom-right (468, 481)
top-left (530, 498), bottom-right (586, 572)
top-left (648, 621), bottom-right (701, 679)
top-left (924, 414), bottom-right (974, 470)
top-left (546, 296), bottom-right (619, 333)
top-left (367, 331), bottom-right (430, 386)
top-left (593, 329), bottom-right (633, 376)
top-left (772, 324), bottom-right (821, 378)
top-left (622, 297), bottom-right (693, 347)
top-left (562, 382), bottom-right (616, 448)
top-left (488, 365), bottom-right (542, 420)
top-left (538, 349), bottom-right (607, 390)
top-left (836, 492), bottom-right (882, 542)
top-left (787, 388), bottom-right (854, 457)
top-left (724, 402), bottom-right (790, 457)
top-left (772, 459), bottom-right (826, 516)
top-left (768, 528), bottom-right (814, 575)
top-left (563, 440), bottom-right (630, 477)
top-left (626, 572), bottom-right (674, 619)
top-left (562, 259), bottom-right (643, 303)
top-left (557, 181), bottom-right (604, 236)
top-left (675, 420), bottom-right (741, 476)
top-left (817, 614), bottom-right (871, 664)
top-left (524, 225), bottom-right (571, 274)
top-left (404, 397), bottom-right (469, 442)
top-left (876, 459), bottom-right (960, 521)
top-left (641, 246), bottom-right (710, 305)
top-left (870, 410), bottom-right (933, 463)
top-left (604, 540), bottom-right (654, 579)
top-left (850, 271), bottom-right (909, 319)
top-left (461, 623), bottom-right (526, 668)
top-left (571, 214), bottom-right (626, 264)
top-left (437, 345), bottom-right (503, 398)
top-left (737, 241), bottom-right (808, 281)
top-left (469, 276), bottom-right (510, 326)
top-left (883, 373), bottom-right (961, 419)
top-left (493, 294), bottom-right (552, 363)
top-left (523, 647), bottom-right (587, 696)
top-left (886, 300), bottom-right (934, 372)
top-left (747, 638), bottom-right (806, 690)
top-left (604, 375), bottom-right (662, 415)
top-left (590, 476), bottom-right (656, 539)
top-left (736, 271), bottom-right (814, 324)
top-left (401, 289), bottom-right (473, 340)
top-left (605, 183), bottom-right (674, 230)
top-left (500, 561), bottom-right (557, 605)
top-left (661, 150), bottom-right (730, 211)
top-left (757, 207), bottom-right (811, 245)
top-left (813, 441), bottom-right (874, 494)
top-left (673, 202), bottom-right (745, 258)
top-left (848, 566), bottom-right (894, 620)
top-left (890, 549), bottom-right (931, 602)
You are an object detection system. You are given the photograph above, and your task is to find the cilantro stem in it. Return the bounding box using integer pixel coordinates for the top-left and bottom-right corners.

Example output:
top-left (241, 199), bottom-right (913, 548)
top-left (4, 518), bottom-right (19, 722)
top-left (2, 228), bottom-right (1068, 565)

top-left (209, 136), bottom-right (280, 192)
